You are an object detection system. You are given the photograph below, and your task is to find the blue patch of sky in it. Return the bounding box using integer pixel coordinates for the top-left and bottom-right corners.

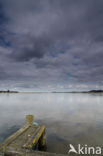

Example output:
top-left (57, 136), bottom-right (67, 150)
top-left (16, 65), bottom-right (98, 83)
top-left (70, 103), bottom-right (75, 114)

top-left (59, 45), bottom-right (72, 54)
top-left (67, 73), bottom-right (72, 77)
top-left (72, 63), bottom-right (79, 66)
top-left (0, 37), bottom-right (11, 48)
top-left (73, 55), bottom-right (80, 59)
top-left (48, 44), bottom-right (72, 57)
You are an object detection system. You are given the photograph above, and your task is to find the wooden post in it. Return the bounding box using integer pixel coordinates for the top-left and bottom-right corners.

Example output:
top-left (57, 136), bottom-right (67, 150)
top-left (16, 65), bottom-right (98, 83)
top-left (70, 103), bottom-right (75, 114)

top-left (38, 130), bottom-right (47, 151)
top-left (26, 115), bottom-right (34, 125)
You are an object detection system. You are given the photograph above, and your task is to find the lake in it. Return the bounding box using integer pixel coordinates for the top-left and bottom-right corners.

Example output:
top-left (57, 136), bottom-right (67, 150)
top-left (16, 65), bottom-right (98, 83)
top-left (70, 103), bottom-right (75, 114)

top-left (0, 93), bottom-right (103, 154)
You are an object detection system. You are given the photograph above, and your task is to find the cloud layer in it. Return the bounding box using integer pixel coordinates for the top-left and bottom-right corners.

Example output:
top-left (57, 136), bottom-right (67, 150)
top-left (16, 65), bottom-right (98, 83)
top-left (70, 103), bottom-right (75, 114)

top-left (0, 0), bottom-right (103, 91)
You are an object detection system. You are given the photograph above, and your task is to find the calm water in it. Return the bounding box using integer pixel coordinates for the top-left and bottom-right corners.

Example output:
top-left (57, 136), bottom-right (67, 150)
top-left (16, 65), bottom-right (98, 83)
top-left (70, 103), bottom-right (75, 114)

top-left (0, 93), bottom-right (103, 154)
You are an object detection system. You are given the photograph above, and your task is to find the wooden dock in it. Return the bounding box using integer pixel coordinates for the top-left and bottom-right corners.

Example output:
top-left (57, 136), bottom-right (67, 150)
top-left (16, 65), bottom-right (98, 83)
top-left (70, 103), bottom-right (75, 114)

top-left (0, 115), bottom-right (47, 155)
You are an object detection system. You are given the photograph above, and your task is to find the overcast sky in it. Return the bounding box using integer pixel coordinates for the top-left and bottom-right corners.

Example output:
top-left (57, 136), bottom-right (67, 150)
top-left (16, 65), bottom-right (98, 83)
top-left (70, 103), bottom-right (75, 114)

top-left (0, 0), bottom-right (103, 91)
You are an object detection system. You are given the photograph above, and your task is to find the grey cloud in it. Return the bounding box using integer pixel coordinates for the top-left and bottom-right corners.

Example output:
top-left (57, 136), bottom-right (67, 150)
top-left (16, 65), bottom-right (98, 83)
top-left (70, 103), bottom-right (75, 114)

top-left (11, 34), bottom-right (53, 61)
top-left (0, 0), bottom-right (103, 90)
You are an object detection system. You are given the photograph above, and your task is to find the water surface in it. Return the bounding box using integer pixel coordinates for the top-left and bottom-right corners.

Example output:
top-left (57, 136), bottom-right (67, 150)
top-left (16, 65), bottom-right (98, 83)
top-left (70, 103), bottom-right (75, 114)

top-left (0, 93), bottom-right (103, 154)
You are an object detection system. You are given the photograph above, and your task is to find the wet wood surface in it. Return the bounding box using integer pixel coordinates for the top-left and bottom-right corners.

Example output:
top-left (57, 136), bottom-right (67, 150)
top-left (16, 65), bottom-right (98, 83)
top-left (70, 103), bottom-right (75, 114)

top-left (0, 124), bottom-right (46, 152)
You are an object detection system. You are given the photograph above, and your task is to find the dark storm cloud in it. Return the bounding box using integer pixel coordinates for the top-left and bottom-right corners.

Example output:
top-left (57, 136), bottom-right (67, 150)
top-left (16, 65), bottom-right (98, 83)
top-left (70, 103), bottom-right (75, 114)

top-left (1, 0), bottom-right (89, 61)
top-left (11, 34), bottom-right (53, 61)
top-left (0, 0), bottom-right (103, 90)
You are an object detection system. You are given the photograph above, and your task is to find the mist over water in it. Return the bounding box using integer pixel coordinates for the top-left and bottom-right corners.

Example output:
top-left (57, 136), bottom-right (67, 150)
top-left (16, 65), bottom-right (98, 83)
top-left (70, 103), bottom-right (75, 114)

top-left (0, 93), bottom-right (103, 154)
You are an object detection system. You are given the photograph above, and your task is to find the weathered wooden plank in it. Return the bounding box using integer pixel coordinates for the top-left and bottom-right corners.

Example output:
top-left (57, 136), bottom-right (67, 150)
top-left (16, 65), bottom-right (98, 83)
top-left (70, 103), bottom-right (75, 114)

top-left (23, 125), bottom-right (46, 149)
top-left (0, 124), bottom-right (30, 151)
top-left (10, 126), bottom-right (41, 148)
top-left (28, 125), bottom-right (46, 149)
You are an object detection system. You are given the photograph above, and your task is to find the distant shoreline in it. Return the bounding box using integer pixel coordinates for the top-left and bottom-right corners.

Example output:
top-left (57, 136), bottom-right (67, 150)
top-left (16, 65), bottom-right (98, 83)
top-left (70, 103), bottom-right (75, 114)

top-left (52, 90), bottom-right (103, 93)
top-left (0, 90), bottom-right (19, 93)
top-left (0, 90), bottom-right (103, 94)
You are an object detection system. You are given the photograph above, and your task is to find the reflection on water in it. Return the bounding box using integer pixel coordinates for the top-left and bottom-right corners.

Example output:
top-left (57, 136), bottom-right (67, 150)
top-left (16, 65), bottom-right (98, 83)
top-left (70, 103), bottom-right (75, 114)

top-left (0, 93), bottom-right (103, 154)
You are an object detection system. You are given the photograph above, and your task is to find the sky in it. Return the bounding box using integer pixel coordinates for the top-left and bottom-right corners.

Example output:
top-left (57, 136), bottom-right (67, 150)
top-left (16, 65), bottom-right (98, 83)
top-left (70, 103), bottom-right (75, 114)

top-left (0, 0), bottom-right (103, 91)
